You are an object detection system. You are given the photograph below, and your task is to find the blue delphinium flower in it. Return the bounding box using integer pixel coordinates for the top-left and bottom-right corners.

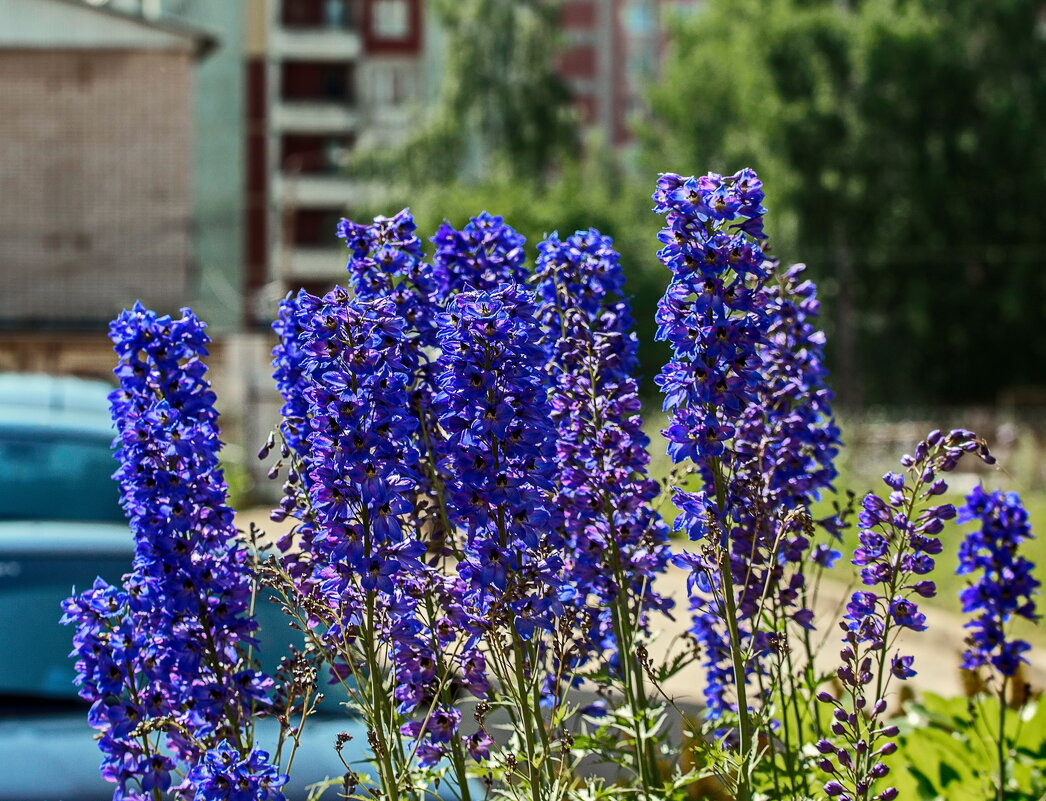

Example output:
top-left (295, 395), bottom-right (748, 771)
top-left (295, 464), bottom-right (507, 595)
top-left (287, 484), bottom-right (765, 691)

top-left (533, 229), bottom-right (672, 667)
top-left (431, 211), bottom-right (527, 300)
top-left (652, 169), bottom-right (775, 715)
top-left (652, 168), bottom-right (772, 535)
top-left (339, 208), bottom-right (438, 338)
top-left (188, 740), bottom-right (287, 801)
top-left (434, 283), bottom-right (559, 630)
top-left (337, 210), bottom-right (454, 551)
top-left (735, 263), bottom-right (841, 519)
top-left (63, 303), bottom-right (278, 799)
top-left (817, 429), bottom-right (995, 801)
top-left (271, 289), bottom-right (321, 463)
top-left (718, 263), bottom-right (844, 699)
top-left (956, 487), bottom-right (1039, 676)
top-left (429, 282), bottom-right (568, 783)
top-left (271, 288), bottom-right (451, 782)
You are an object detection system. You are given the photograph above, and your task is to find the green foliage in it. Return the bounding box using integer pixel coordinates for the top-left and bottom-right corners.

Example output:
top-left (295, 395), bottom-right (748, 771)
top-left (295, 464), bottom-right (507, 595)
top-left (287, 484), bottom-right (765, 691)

top-left (644, 0), bottom-right (1046, 405)
top-left (355, 0), bottom-right (579, 185)
top-left (886, 693), bottom-right (1046, 800)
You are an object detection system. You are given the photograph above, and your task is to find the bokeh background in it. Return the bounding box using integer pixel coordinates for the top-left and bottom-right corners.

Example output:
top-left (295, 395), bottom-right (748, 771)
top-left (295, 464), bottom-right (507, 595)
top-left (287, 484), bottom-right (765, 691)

top-left (0, 0), bottom-right (1043, 563)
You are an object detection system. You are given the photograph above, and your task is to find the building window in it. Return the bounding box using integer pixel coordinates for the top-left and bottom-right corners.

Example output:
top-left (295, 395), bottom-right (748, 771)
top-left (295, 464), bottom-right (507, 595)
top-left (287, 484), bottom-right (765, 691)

top-left (372, 0), bottom-right (410, 39)
top-left (281, 62), bottom-right (356, 103)
top-left (281, 135), bottom-right (356, 173)
top-left (369, 63), bottom-right (416, 106)
top-left (291, 208), bottom-right (346, 247)
top-left (282, 0), bottom-right (358, 29)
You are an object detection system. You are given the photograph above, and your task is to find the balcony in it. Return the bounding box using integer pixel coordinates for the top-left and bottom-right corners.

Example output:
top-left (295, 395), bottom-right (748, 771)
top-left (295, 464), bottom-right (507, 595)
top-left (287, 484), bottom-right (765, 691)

top-left (272, 101), bottom-right (359, 133)
top-left (273, 173), bottom-right (381, 208)
top-left (275, 247), bottom-right (349, 281)
top-left (270, 28), bottom-right (362, 61)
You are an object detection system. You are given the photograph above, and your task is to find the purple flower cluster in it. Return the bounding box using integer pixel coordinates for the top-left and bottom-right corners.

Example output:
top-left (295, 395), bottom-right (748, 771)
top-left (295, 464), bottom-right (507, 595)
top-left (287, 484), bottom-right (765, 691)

top-left (817, 429), bottom-right (994, 801)
top-left (289, 291), bottom-right (447, 714)
top-left (734, 263), bottom-right (841, 518)
top-left (339, 208), bottom-right (437, 324)
top-left (338, 209), bottom-right (442, 435)
top-left (957, 486), bottom-right (1039, 676)
top-left (188, 741), bottom-right (287, 801)
top-left (654, 170), bottom-right (817, 720)
top-left (63, 304), bottom-right (277, 799)
top-left (271, 290), bottom-right (321, 462)
top-left (700, 264), bottom-right (844, 707)
top-left (653, 168), bottom-right (771, 496)
top-left (434, 284), bottom-right (560, 639)
top-left (534, 229), bottom-right (672, 668)
top-left (431, 211), bottom-right (527, 300)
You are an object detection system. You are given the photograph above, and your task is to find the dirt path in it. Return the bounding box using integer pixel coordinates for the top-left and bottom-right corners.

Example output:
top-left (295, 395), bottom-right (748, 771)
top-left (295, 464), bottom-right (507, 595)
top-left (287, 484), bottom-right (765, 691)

top-left (646, 553), bottom-right (1046, 705)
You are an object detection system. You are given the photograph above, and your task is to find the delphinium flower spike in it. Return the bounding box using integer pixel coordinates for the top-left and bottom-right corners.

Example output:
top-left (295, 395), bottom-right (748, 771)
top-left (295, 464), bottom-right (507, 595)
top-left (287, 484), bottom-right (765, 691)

top-left (188, 740), bottom-right (288, 801)
top-left (534, 228), bottom-right (673, 793)
top-left (724, 263), bottom-right (844, 796)
top-left (268, 289), bottom-right (323, 550)
top-left (337, 210), bottom-right (456, 558)
top-left (432, 283), bottom-right (565, 793)
top-left (268, 288), bottom-right (450, 796)
top-left (62, 303), bottom-right (281, 799)
top-left (957, 487), bottom-right (1039, 676)
top-left (816, 429), bottom-right (995, 801)
top-left (956, 486), bottom-right (1039, 799)
top-left (431, 211), bottom-right (528, 301)
top-left (653, 169), bottom-right (774, 801)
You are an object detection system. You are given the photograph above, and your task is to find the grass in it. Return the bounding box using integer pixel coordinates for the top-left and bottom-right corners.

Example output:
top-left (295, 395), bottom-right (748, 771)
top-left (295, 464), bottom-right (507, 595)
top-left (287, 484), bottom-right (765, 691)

top-left (642, 410), bottom-right (1046, 646)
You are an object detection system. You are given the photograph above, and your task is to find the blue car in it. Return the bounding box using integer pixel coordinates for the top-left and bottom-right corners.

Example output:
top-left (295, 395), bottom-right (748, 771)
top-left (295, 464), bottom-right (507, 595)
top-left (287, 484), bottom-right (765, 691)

top-left (0, 375), bottom-right (436, 800)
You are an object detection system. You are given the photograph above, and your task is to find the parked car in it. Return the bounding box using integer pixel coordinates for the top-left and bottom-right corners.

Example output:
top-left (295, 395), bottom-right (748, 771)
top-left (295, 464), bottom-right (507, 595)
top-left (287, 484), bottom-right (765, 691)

top-left (0, 375), bottom-right (460, 800)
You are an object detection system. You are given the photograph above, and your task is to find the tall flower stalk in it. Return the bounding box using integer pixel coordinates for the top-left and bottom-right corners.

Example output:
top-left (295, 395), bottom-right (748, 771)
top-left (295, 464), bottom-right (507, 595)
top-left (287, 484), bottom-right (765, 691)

top-left (816, 429), bottom-right (995, 801)
top-left (433, 283), bottom-right (567, 801)
top-left (957, 487), bottom-right (1039, 801)
top-left (534, 228), bottom-right (673, 795)
top-left (729, 263), bottom-right (844, 799)
top-left (62, 304), bottom-right (284, 800)
top-left (653, 169), bottom-right (776, 801)
top-left (265, 289), bottom-right (454, 801)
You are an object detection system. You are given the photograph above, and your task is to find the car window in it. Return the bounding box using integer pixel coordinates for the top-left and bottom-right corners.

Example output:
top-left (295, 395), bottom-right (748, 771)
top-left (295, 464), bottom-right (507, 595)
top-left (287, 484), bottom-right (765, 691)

top-left (0, 549), bottom-right (353, 717)
top-left (0, 431), bottom-right (122, 523)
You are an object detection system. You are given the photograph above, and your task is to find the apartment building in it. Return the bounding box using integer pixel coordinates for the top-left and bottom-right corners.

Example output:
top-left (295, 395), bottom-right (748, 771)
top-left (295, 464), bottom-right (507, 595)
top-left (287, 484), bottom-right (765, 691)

top-left (0, 0), bottom-right (215, 373)
top-left (559, 0), bottom-right (702, 146)
top-left (244, 0), bottom-right (430, 320)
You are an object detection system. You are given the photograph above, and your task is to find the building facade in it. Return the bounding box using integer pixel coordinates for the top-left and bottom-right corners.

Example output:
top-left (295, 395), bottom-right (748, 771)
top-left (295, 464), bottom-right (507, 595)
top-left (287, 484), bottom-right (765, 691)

top-left (0, 0), bottom-right (212, 331)
top-left (558, 0), bottom-right (703, 147)
top-left (243, 0), bottom-right (431, 322)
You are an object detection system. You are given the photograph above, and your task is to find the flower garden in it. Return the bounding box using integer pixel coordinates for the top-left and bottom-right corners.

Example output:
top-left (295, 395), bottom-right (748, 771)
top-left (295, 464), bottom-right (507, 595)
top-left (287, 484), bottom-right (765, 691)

top-left (62, 170), bottom-right (1042, 801)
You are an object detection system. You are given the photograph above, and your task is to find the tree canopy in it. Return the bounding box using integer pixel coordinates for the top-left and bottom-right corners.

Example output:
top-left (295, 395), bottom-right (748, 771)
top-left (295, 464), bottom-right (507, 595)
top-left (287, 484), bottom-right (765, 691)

top-left (644, 0), bottom-right (1046, 406)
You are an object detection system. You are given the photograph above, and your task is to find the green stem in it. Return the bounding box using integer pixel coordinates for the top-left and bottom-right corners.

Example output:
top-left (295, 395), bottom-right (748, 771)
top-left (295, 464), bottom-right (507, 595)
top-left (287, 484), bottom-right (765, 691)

top-left (510, 633), bottom-right (544, 801)
top-left (711, 457), bottom-right (754, 801)
top-left (997, 677), bottom-right (1009, 801)
top-left (605, 529), bottom-right (659, 795)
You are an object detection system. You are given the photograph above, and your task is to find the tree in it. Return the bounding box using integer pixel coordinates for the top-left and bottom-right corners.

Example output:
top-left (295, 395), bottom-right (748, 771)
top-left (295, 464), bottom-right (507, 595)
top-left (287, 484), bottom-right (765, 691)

top-left (644, 0), bottom-right (1046, 406)
top-left (358, 0), bottom-right (580, 186)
